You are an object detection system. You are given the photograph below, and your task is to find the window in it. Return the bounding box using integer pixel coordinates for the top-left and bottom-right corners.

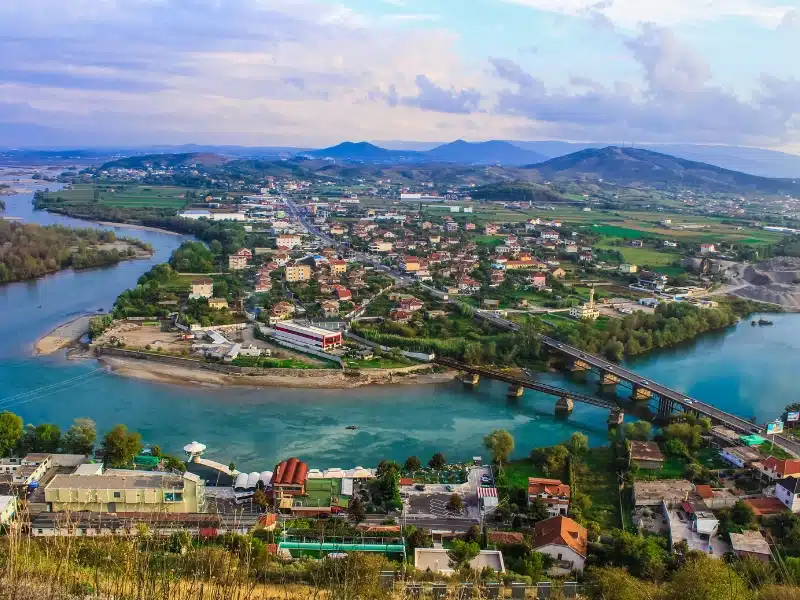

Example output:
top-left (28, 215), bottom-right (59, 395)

top-left (557, 553), bottom-right (563, 560)
top-left (113, 492), bottom-right (121, 498)
top-left (164, 492), bottom-right (183, 503)
top-left (37, 529), bottom-right (43, 534)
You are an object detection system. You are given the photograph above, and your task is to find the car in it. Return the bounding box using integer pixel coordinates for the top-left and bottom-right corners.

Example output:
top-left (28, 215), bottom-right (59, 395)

top-left (480, 475), bottom-right (491, 485)
top-left (445, 485), bottom-right (455, 492)
top-left (414, 484), bottom-right (426, 491)
top-left (683, 398), bottom-right (694, 405)
top-left (641, 380), bottom-right (650, 385)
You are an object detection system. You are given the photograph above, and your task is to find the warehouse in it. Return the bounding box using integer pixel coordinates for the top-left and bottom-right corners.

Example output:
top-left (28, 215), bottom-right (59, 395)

top-left (272, 321), bottom-right (342, 351)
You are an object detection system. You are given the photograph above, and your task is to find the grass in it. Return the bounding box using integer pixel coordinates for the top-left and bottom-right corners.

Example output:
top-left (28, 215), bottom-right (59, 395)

top-left (44, 184), bottom-right (190, 210)
top-left (759, 441), bottom-right (794, 460)
top-left (343, 357), bottom-right (414, 369)
top-left (501, 459), bottom-right (547, 490)
top-left (635, 456), bottom-right (687, 481)
top-left (593, 225), bottom-right (656, 240)
top-left (577, 448), bottom-right (620, 531)
top-left (231, 356), bottom-right (321, 369)
top-left (695, 448), bottom-right (729, 470)
top-left (596, 243), bottom-right (680, 268)
top-left (471, 234), bottom-right (505, 246)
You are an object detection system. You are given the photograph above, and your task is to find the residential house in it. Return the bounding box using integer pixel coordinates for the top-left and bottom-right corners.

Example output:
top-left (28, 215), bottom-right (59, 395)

top-left (529, 272), bottom-right (547, 288)
top-left (276, 234), bottom-right (302, 249)
top-left (399, 297), bottom-right (424, 312)
top-left (190, 278), bottom-right (214, 300)
top-left (329, 260), bottom-right (348, 276)
top-left (729, 530), bottom-right (771, 563)
top-left (541, 230), bottom-right (560, 242)
top-left (633, 479), bottom-right (694, 507)
top-left (333, 286), bottom-right (352, 301)
top-left (0, 496), bottom-right (17, 525)
top-left (401, 257), bottom-right (421, 273)
top-left (369, 240), bottom-right (393, 253)
top-left (270, 301), bottom-right (295, 322)
top-left (700, 243), bottom-right (717, 254)
top-left (208, 298), bottom-right (228, 310)
top-left (254, 277), bottom-right (273, 293)
top-left (484, 223), bottom-right (499, 235)
top-left (532, 516), bottom-right (588, 571)
top-left (414, 548), bottom-right (505, 575)
top-left (274, 252), bottom-right (290, 266)
top-left (720, 446), bottom-right (762, 468)
top-left (285, 264), bottom-right (312, 282)
top-left (389, 309), bottom-right (412, 323)
top-left (629, 441), bottom-right (665, 470)
top-left (271, 457), bottom-right (308, 506)
top-left (228, 249), bottom-right (252, 270)
top-left (527, 478), bottom-right (570, 517)
top-left (550, 267), bottom-right (566, 278)
top-left (777, 477), bottom-right (800, 512)
top-left (458, 277), bottom-right (481, 294)
top-left (631, 240), bottom-right (644, 248)
top-left (755, 457), bottom-right (800, 482)
top-left (465, 223), bottom-right (476, 231)
top-left (320, 301), bottom-right (340, 318)
top-left (618, 264), bottom-right (638, 274)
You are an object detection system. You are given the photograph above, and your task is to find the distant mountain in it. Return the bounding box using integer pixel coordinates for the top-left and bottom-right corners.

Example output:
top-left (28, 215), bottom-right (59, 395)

top-left (526, 146), bottom-right (800, 194)
top-left (514, 141), bottom-right (800, 179)
top-left (305, 142), bottom-right (420, 161)
top-left (101, 152), bottom-right (228, 169)
top-left (426, 140), bottom-right (548, 165)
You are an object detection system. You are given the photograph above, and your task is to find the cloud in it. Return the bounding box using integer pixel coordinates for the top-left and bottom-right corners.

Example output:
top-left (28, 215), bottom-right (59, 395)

top-left (501, 0), bottom-right (797, 28)
top-left (489, 24), bottom-right (800, 145)
top-left (397, 75), bottom-right (482, 114)
top-left (780, 8), bottom-right (799, 28)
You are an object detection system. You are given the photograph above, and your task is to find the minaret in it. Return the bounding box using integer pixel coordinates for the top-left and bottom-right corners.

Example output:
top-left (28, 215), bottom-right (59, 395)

top-left (589, 285), bottom-right (595, 308)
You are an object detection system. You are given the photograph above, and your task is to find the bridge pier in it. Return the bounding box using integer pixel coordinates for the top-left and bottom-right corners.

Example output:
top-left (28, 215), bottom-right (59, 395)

top-left (555, 397), bottom-right (574, 414)
top-left (657, 396), bottom-right (674, 418)
top-left (631, 385), bottom-right (653, 401)
top-left (507, 385), bottom-right (524, 398)
top-left (608, 408), bottom-right (625, 427)
top-left (601, 372), bottom-right (621, 386)
top-left (460, 373), bottom-right (480, 386)
top-left (570, 359), bottom-right (591, 372)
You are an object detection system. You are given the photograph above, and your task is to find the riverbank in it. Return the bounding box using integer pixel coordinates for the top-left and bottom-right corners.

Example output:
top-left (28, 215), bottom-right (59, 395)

top-left (35, 314), bottom-right (102, 355)
top-left (96, 221), bottom-right (183, 236)
top-left (95, 354), bottom-right (457, 389)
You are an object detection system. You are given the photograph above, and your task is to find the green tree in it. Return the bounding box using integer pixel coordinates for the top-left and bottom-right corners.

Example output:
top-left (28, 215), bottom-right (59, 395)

top-left (62, 417), bottom-right (97, 454)
top-left (663, 554), bottom-right (749, 600)
top-left (446, 493), bottom-right (464, 513)
top-left (586, 521), bottom-right (601, 542)
top-left (731, 500), bottom-right (756, 528)
top-left (405, 526), bottom-right (432, 552)
top-left (163, 456), bottom-right (186, 473)
top-left (404, 456), bottom-right (421, 472)
top-left (101, 424), bottom-right (142, 468)
top-left (0, 411), bottom-right (23, 457)
top-left (150, 445), bottom-right (162, 457)
top-left (585, 567), bottom-right (660, 600)
top-left (567, 432), bottom-right (589, 458)
top-left (483, 429), bottom-right (515, 467)
top-left (664, 438), bottom-right (690, 458)
top-left (253, 489), bottom-right (268, 510)
top-left (348, 496), bottom-right (367, 524)
top-left (622, 421), bottom-right (652, 441)
top-left (448, 539), bottom-right (480, 569)
top-left (19, 423), bottom-right (61, 453)
top-left (429, 452), bottom-right (446, 470)
top-left (527, 498), bottom-right (550, 523)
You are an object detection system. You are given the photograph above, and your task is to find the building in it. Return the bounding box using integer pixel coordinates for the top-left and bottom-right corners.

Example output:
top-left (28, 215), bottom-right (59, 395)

top-left (285, 264), bottom-right (312, 282)
top-left (709, 426), bottom-right (741, 448)
top-left (532, 516), bottom-right (588, 571)
top-left (208, 297), bottom-right (228, 310)
top-left (0, 496), bottom-right (17, 525)
top-left (320, 300), bottom-right (340, 318)
top-left (629, 441), bottom-right (665, 470)
top-left (729, 530), bottom-right (771, 562)
top-left (290, 477), bottom-right (352, 517)
top-left (277, 234), bottom-right (302, 249)
top-left (618, 264), bottom-right (638, 274)
top-left (272, 457), bottom-right (309, 504)
top-left (700, 243), bottom-right (717, 254)
top-left (1, 453), bottom-right (54, 486)
top-left (228, 248), bottom-right (252, 271)
top-left (329, 260), bottom-right (347, 276)
top-left (633, 479), bottom-right (694, 507)
top-left (44, 470), bottom-right (205, 513)
top-left (527, 478), bottom-right (570, 516)
top-left (414, 548), bottom-right (505, 575)
top-left (401, 257), bottom-right (420, 273)
top-left (756, 458), bottom-right (800, 482)
top-left (369, 241), bottom-right (393, 253)
top-left (190, 278), bottom-right (214, 300)
top-left (777, 478), bottom-right (800, 512)
top-left (272, 321), bottom-right (343, 351)
top-left (720, 446), bottom-right (762, 468)
top-left (666, 503), bottom-right (723, 555)
top-left (541, 230), bottom-right (560, 241)
top-left (569, 286), bottom-right (600, 321)
top-left (484, 223), bottom-right (499, 235)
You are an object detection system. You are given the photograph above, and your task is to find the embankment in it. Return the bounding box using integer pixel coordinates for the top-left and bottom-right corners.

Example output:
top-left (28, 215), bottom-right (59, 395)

top-left (95, 347), bottom-right (454, 389)
top-left (35, 313), bottom-right (103, 355)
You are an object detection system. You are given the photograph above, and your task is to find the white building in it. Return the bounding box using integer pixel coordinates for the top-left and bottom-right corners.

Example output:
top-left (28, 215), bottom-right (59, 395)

top-left (777, 477), bottom-right (800, 512)
top-left (0, 496), bottom-right (17, 525)
top-left (532, 516), bottom-right (587, 572)
top-left (271, 321), bottom-right (343, 351)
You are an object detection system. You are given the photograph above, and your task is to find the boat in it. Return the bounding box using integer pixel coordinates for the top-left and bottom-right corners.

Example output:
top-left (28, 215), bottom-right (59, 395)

top-left (345, 425), bottom-right (357, 430)
top-left (758, 319), bottom-right (774, 326)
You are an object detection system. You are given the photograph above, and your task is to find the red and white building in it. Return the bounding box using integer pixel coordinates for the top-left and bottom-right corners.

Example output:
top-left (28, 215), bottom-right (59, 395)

top-left (277, 234), bottom-right (302, 249)
top-left (528, 478), bottom-right (571, 517)
top-left (272, 321), bottom-right (343, 351)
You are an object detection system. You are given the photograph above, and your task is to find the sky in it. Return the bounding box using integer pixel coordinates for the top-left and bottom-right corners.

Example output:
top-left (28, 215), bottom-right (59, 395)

top-left (1, 0), bottom-right (799, 151)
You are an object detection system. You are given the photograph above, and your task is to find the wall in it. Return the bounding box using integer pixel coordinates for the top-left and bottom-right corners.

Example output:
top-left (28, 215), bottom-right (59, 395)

top-left (345, 332), bottom-right (434, 362)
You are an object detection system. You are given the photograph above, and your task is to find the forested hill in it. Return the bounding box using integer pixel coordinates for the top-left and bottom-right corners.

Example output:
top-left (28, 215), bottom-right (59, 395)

top-left (101, 152), bottom-right (227, 170)
top-left (525, 146), bottom-right (800, 194)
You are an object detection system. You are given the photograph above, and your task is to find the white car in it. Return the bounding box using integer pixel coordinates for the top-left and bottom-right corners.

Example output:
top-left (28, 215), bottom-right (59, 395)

top-left (683, 398), bottom-right (694, 405)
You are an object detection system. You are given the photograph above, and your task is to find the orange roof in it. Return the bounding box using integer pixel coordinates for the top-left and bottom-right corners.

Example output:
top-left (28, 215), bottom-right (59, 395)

top-left (763, 457), bottom-right (800, 477)
top-left (258, 513), bottom-right (277, 528)
top-left (528, 477), bottom-right (571, 498)
top-left (695, 485), bottom-right (714, 499)
top-left (533, 516), bottom-right (587, 557)
top-left (744, 497), bottom-right (787, 516)
top-left (272, 457), bottom-right (308, 486)
top-left (399, 478), bottom-right (414, 486)
top-left (488, 531), bottom-right (525, 545)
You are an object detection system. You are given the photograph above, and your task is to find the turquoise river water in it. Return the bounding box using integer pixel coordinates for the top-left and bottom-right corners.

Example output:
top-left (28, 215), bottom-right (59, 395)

top-left (0, 180), bottom-right (797, 471)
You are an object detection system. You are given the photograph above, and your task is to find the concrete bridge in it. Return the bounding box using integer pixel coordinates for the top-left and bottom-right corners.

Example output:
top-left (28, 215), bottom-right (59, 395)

top-left (433, 356), bottom-right (626, 426)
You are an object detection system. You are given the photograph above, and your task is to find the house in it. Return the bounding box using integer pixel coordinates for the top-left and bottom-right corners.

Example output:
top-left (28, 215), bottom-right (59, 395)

top-left (285, 264), bottom-right (311, 282)
top-left (729, 530), bottom-right (771, 563)
top-left (532, 516), bottom-right (588, 572)
top-left (329, 260), bottom-right (348, 276)
top-left (755, 457), bottom-right (800, 482)
top-left (369, 241), bottom-right (393, 253)
top-left (190, 278), bottom-right (214, 300)
top-left (664, 240), bottom-right (678, 247)
top-left (329, 225), bottom-right (346, 236)
top-left (618, 264), bottom-right (638, 274)
top-left (254, 277), bottom-right (272, 293)
top-left (208, 298), bottom-right (228, 310)
top-left (629, 441), bottom-right (665, 470)
top-left (465, 223), bottom-right (476, 231)
top-left (550, 267), bottom-right (566, 279)
top-left (666, 503), bottom-right (721, 555)
top-left (541, 230), bottom-right (560, 242)
top-left (333, 286), bottom-right (352, 301)
top-left (529, 272), bottom-right (547, 288)
top-left (633, 479), bottom-right (694, 507)
top-left (700, 243), bottom-right (717, 254)
top-left (777, 477), bottom-right (800, 512)
top-left (277, 234), bottom-right (302, 249)
top-left (228, 249), bottom-right (252, 270)
top-left (320, 300), bottom-right (340, 318)
top-left (630, 240), bottom-right (644, 248)
top-left (484, 223), bottom-right (499, 235)
top-left (401, 257), bottom-right (421, 273)
top-left (271, 457), bottom-right (308, 505)
top-left (389, 309), bottom-right (412, 323)
top-left (0, 496), bottom-right (17, 525)
top-left (720, 446), bottom-right (762, 468)
top-left (709, 425), bottom-right (741, 448)
top-left (290, 477), bottom-right (352, 517)
top-left (527, 478), bottom-right (570, 517)
top-left (399, 297), bottom-right (424, 312)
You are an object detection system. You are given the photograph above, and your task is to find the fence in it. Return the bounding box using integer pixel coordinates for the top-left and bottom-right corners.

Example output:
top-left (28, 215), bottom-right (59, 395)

top-left (377, 573), bottom-right (581, 599)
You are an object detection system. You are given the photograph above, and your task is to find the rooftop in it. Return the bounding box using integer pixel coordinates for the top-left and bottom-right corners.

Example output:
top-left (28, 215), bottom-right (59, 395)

top-left (743, 497), bottom-right (787, 516)
top-left (629, 441), bottom-right (665, 463)
top-left (414, 548), bottom-right (505, 574)
top-left (634, 479), bottom-right (694, 505)
top-left (729, 530), bottom-right (771, 556)
top-left (532, 516), bottom-right (587, 558)
top-left (46, 471), bottom-right (185, 491)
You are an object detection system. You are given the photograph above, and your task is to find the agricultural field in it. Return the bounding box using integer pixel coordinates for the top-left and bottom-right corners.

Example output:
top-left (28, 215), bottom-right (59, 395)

top-left (595, 243), bottom-right (683, 268)
top-left (45, 184), bottom-right (190, 210)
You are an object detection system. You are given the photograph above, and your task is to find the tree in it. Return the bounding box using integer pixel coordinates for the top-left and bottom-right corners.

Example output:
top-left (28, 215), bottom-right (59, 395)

top-left (253, 489), bottom-right (268, 510)
top-left (585, 567), bottom-right (659, 600)
top-left (663, 554), bottom-right (749, 600)
top-left (586, 521), bottom-right (601, 542)
top-left (429, 452), bottom-right (446, 470)
top-left (531, 445), bottom-right (570, 478)
top-left (348, 496), bottom-right (367, 524)
top-left (404, 456), bottom-right (421, 472)
top-left (163, 456), bottom-right (186, 473)
top-left (448, 539), bottom-right (480, 569)
top-left (527, 498), bottom-right (550, 523)
top-left (405, 526), bottom-right (432, 552)
top-left (0, 411), bottom-right (23, 457)
top-left (62, 418), bottom-right (96, 454)
top-left (483, 429), bottom-right (515, 467)
top-left (150, 445), bottom-right (162, 457)
top-left (731, 500), bottom-right (755, 528)
top-left (664, 438), bottom-right (690, 458)
top-left (622, 421), bottom-right (652, 441)
top-left (567, 432), bottom-right (589, 458)
top-left (101, 424), bottom-right (142, 468)
top-left (229, 461), bottom-right (236, 472)
top-left (464, 524), bottom-right (481, 544)
top-left (19, 423), bottom-right (61, 453)
top-left (446, 493), bottom-right (464, 513)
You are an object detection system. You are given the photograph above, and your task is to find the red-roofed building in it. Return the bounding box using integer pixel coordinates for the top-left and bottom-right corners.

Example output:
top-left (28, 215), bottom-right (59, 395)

top-left (744, 497), bottom-right (787, 518)
top-left (695, 485), bottom-right (714, 500)
top-left (389, 309), bottom-right (412, 323)
top-left (333, 286), bottom-right (352, 301)
top-left (272, 457), bottom-right (308, 498)
top-left (528, 478), bottom-right (571, 516)
top-left (532, 516), bottom-right (587, 571)
top-left (755, 457), bottom-right (800, 482)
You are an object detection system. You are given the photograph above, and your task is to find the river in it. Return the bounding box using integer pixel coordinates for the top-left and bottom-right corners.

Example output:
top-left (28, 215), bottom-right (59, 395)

top-left (0, 174), bottom-right (797, 471)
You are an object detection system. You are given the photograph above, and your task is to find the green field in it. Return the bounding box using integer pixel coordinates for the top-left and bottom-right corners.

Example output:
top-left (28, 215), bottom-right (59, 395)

top-left (635, 456), bottom-right (687, 481)
top-left (344, 357), bottom-right (415, 369)
top-left (501, 459), bottom-right (547, 490)
top-left (597, 243), bottom-right (680, 268)
top-left (578, 448), bottom-right (620, 531)
top-left (471, 234), bottom-right (505, 246)
top-left (593, 225), bottom-right (657, 240)
top-left (46, 184), bottom-right (190, 210)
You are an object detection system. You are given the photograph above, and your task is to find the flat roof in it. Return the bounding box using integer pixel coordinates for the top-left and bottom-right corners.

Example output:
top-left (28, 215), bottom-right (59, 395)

top-left (414, 548), bottom-right (504, 574)
top-left (46, 472), bottom-right (185, 491)
top-left (729, 530), bottom-right (771, 556)
top-left (629, 441), bottom-right (665, 462)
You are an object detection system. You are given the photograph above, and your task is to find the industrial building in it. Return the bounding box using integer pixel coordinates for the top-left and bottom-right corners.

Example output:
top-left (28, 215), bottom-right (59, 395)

top-left (272, 321), bottom-right (342, 351)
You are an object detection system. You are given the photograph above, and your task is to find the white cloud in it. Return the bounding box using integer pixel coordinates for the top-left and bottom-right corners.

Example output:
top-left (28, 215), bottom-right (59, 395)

top-left (502, 0), bottom-right (797, 28)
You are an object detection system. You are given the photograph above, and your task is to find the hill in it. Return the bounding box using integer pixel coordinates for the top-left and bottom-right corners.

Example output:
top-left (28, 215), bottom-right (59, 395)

top-left (525, 146), bottom-right (800, 194)
top-left (305, 141), bottom-right (419, 162)
top-left (101, 152), bottom-right (227, 169)
top-left (426, 140), bottom-right (547, 165)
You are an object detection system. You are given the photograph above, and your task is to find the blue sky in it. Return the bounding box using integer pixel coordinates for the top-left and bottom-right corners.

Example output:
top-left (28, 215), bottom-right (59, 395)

top-left (0, 0), bottom-right (798, 151)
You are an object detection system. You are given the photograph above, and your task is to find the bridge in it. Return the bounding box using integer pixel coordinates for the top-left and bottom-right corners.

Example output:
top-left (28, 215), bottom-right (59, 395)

top-left (469, 310), bottom-right (800, 457)
top-left (433, 357), bottom-right (625, 425)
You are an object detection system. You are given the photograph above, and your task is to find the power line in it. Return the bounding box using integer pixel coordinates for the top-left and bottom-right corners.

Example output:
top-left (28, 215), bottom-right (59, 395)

top-left (0, 370), bottom-right (110, 411)
top-left (0, 368), bottom-right (106, 408)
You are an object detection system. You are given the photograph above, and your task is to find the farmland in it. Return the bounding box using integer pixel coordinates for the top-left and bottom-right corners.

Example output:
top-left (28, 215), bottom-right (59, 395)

top-left (43, 184), bottom-right (190, 210)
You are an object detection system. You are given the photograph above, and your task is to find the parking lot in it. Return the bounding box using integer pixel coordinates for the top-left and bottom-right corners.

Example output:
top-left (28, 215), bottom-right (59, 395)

top-left (402, 466), bottom-right (493, 521)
